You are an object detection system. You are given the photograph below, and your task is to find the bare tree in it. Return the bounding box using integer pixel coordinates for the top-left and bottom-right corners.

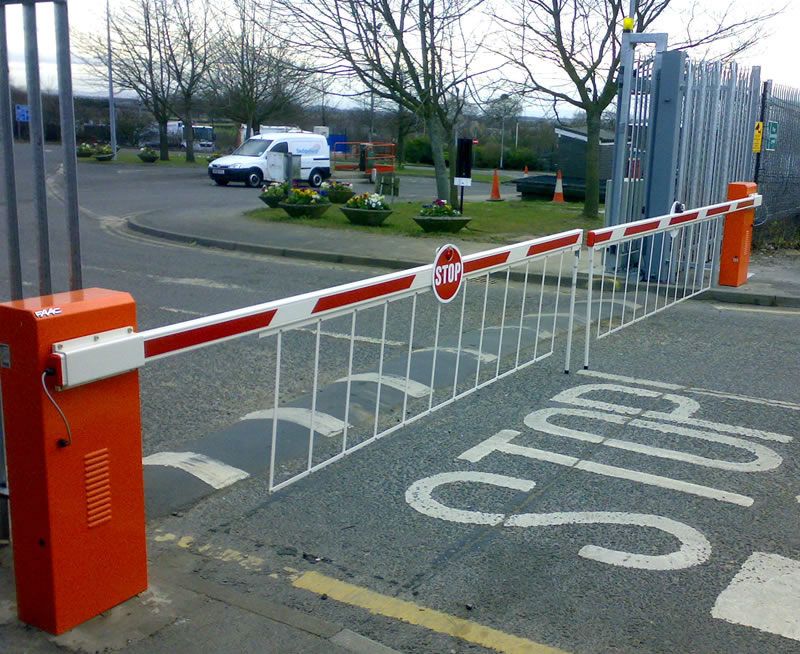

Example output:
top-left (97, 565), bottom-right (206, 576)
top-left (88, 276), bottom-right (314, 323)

top-left (76, 0), bottom-right (175, 160)
top-left (160, 0), bottom-right (212, 162)
top-left (208, 0), bottom-right (311, 140)
top-left (497, 0), bottom-right (782, 218)
top-left (269, 0), bottom-right (492, 204)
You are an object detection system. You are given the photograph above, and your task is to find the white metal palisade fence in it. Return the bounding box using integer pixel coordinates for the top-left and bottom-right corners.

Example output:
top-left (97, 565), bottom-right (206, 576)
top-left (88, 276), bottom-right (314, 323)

top-left (581, 194), bottom-right (762, 370)
top-left (54, 230), bottom-right (583, 492)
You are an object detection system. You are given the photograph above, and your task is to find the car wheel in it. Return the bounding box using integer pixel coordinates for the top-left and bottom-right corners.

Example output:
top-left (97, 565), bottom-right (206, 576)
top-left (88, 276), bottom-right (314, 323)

top-left (308, 169), bottom-right (324, 188)
top-left (214, 178), bottom-right (229, 186)
top-left (245, 169), bottom-right (263, 188)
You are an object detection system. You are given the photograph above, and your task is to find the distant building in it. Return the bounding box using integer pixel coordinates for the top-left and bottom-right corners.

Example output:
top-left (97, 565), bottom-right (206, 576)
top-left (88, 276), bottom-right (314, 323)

top-left (554, 126), bottom-right (615, 180)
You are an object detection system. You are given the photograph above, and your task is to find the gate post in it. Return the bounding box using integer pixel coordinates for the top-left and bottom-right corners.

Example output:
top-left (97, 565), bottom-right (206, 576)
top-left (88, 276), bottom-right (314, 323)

top-left (0, 289), bottom-right (147, 635)
top-left (641, 49), bottom-right (687, 281)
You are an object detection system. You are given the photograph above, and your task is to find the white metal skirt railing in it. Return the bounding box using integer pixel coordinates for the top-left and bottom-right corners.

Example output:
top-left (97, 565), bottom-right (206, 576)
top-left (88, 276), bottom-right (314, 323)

top-left (52, 230), bottom-right (583, 492)
top-left (581, 195), bottom-right (762, 369)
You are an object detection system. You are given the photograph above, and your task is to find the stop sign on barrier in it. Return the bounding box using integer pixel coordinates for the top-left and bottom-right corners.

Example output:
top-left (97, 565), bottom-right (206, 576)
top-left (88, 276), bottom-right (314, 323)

top-left (432, 244), bottom-right (463, 303)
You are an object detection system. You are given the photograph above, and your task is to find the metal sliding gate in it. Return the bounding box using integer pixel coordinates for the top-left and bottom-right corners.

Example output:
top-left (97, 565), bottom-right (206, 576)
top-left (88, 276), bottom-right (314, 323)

top-left (53, 231), bottom-right (583, 492)
top-left (582, 194), bottom-right (762, 369)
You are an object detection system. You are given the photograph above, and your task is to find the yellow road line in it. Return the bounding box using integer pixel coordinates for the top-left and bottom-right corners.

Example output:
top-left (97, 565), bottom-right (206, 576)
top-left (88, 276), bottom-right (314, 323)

top-left (293, 571), bottom-right (568, 654)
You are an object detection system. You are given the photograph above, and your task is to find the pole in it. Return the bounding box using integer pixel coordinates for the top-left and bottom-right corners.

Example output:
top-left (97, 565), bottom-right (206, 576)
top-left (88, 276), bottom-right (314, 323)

top-left (23, 0), bottom-right (52, 296)
top-left (499, 115), bottom-right (505, 169)
top-left (753, 80), bottom-right (770, 185)
top-left (55, 0), bottom-right (83, 291)
top-left (0, 5), bottom-right (23, 300)
top-left (106, 0), bottom-right (117, 158)
top-left (515, 121), bottom-right (519, 149)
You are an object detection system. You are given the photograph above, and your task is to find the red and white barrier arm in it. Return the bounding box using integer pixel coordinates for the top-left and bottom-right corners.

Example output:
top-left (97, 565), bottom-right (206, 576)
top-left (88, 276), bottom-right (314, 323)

top-left (50, 229), bottom-right (583, 389)
top-left (586, 195), bottom-right (762, 248)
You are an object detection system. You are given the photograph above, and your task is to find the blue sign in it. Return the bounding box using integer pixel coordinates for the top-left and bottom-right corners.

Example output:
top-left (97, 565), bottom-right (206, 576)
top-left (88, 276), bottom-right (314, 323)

top-left (15, 104), bottom-right (30, 123)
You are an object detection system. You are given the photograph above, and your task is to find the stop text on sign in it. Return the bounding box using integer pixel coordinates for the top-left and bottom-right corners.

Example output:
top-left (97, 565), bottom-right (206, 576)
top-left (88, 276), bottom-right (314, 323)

top-left (432, 244), bottom-right (463, 303)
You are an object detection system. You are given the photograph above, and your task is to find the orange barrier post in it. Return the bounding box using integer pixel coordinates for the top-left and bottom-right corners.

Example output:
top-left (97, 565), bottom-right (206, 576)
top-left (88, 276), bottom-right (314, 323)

top-left (552, 170), bottom-right (565, 203)
top-left (488, 169), bottom-right (503, 201)
top-left (0, 288), bottom-right (147, 635)
top-left (719, 182), bottom-right (757, 287)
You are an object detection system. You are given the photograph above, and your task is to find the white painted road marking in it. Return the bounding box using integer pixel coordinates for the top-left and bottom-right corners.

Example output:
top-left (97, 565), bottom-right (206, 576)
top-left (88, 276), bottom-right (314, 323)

top-left (241, 407), bottom-right (350, 437)
top-left (557, 382), bottom-right (793, 443)
top-left (459, 429), bottom-right (754, 507)
top-left (337, 373), bottom-right (431, 398)
top-left (142, 452), bottom-right (250, 489)
top-left (712, 304), bottom-right (800, 316)
top-left (711, 552), bottom-right (800, 641)
top-left (405, 470), bottom-right (711, 570)
top-left (523, 407), bottom-right (783, 472)
top-left (577, 369), bottom-right (800, 412)
top-left (415, 346), bottom-right (498, 363)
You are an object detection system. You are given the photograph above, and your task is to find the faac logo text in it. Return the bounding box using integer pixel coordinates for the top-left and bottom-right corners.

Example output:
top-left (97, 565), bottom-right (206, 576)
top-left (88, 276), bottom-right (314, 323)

top-left (35, 307), bottom-right (62, 319)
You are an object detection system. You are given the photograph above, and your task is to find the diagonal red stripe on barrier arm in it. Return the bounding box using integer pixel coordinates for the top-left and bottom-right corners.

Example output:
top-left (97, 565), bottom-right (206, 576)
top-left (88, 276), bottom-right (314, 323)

top-left (144, 309), bottom-right (278, 358)
top-left (707, 204), bottom-right (733, 216)
top-left (668, 212), bottom-right (700, 226)
top-left (463, 252), bottom-right (510, 273)
top-left (313, 275), bottom-right (416, 313)
top-left (586, 231), bottom-right (613, 247)
top-left (527, 232), bottom-right (581, 256)
top-left (623, 219), bottom-right (662, 237)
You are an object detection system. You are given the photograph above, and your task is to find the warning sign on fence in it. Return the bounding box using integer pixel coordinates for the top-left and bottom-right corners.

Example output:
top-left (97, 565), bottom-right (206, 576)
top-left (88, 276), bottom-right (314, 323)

top-left (752, 121), bottom-right (763, 153)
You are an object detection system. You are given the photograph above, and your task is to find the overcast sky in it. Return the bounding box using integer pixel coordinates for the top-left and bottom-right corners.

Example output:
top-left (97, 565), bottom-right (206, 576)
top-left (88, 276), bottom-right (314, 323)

top-left (2, 0), bottom-right (797, 111)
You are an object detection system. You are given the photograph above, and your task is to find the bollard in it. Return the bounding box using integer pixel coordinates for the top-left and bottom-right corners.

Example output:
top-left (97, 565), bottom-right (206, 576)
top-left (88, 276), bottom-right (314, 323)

top-left (0, 288), bottom-right (147, 635)
top-left (719, 182), bottom-right (757, 287)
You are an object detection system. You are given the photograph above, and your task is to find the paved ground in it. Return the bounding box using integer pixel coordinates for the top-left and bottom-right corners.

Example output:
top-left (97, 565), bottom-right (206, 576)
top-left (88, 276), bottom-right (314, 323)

top-left (1, 145), bottom-right (799, 654)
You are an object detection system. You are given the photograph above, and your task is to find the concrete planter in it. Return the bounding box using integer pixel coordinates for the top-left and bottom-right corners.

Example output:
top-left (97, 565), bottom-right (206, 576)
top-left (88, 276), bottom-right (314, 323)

top-left (413, 216), bottom-right (471, 233)
top-left (279, 202), bottom-right (331, 219)
top-left (259, 194), bottom-right (284, 208)
top-left (137, 153), bottom-right (158, 163)
top-left (340, 207), bottom-right (393, 226)
top-left (327, 189), bottom-right (355, 204)
top-left (94, 153), bottom-right (114, 162)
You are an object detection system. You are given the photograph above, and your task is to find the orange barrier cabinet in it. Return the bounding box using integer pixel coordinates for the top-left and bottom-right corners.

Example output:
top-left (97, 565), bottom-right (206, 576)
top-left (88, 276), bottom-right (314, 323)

top-left (0, 288), bottom-right (147, 635)
top-left (719, 182), bottom-right (757, 287)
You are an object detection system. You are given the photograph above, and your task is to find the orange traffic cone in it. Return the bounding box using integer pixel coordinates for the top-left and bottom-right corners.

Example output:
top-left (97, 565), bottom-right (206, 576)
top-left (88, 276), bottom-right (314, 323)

top-left (552, 169), bottom-right (565, 203)
top-left (488, 168), bottom-right (503, 202)
top-left (523, 165), bottom-right (529, 177)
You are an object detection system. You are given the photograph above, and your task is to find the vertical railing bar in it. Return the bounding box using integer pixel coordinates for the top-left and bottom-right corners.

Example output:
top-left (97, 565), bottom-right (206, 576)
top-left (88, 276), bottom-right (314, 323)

top-left (631, 236), bottom-right (644, 320)
top-left (607, 245), bottom-right (618, 335)
top-left (475, 272), bottom-right (490, 388)
top-left (550, 251), bottom-right (565, 354)
top-left (619, 240), bottom-right (634, 327)
top-left (452, 282), bottom-right (468, 399)
top-left (403, 294), bottom-right (418, 422)
top-left (268, 330), bottom-right (282, 491)
top-left (583, 248), bottom-right (596, 370)
top-left (564, 247), bottom-right (581, 373)
top-left (682, 224), bottom-right (694, 300)
top-left (664, 226), bottom-right (680, 310)
top-left (514, 261), bottom-right (531, 369)
top-left (428, 303), bottom-right (442, 411)
top-left (673, 225), bottom-right (687, 307)
top-left (532, 257), bottom-right (547, 361)
top-left (373, 301), bottom-right (388, 438)
top-left (342, 311), bottom-right (356, 453)
top-left (643, 234), bottom-right (656, 315)
top-left (495, 268), bottom-right (511, 378)
top-left (307, 319), bottom-right (322, 472)
top-left (597, 247), bottom-right (606, 338)
top-left (654, 231), bottom-right (668, 311)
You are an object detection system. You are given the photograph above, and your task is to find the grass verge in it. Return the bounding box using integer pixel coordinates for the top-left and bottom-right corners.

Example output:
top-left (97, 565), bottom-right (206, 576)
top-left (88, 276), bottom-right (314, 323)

top-left (392, 167), bottom-right (517, 185)
top-left (77, 148), bottom-right (212, 167)
top-left (247, 198), bottom-right (601, 242)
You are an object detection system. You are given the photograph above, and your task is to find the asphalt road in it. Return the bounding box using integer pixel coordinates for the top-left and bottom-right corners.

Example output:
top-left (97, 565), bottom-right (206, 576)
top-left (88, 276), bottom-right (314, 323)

top-left (2, 145), bottom-right (799, 653)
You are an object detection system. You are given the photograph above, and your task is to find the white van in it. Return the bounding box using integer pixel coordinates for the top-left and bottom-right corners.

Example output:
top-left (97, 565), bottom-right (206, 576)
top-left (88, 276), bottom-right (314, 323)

top-left (208, 131), bottom-right (331, 188)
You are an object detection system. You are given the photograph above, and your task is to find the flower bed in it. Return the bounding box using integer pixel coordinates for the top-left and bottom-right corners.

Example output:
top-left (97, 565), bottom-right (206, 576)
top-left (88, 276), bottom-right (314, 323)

top-left (340, 192), bottom-right (392, 225)
top-left (94, 144), bottom-right (114, 161)
top-left (414, 199), bottom-right (469, 232)
top-left (321, 180), bottom-right (355, 204)
top-left (259, 182), bottom-right (289, 208)
top-left (279, 188), bottom-right (331, 218)
top-left (138, 147), bottom-right (158, 163)
top-left (77, 143), bottom-right (94, 158)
